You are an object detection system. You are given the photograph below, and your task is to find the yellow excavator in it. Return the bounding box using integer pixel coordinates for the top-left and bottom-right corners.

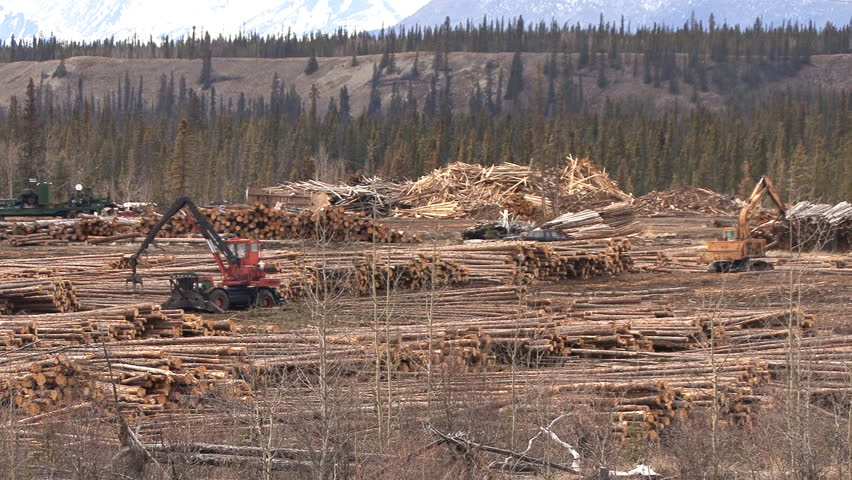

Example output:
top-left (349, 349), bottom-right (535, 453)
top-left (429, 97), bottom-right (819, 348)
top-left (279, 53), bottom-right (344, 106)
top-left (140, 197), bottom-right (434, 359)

top-left (702, 176), bottom-right (786, 273)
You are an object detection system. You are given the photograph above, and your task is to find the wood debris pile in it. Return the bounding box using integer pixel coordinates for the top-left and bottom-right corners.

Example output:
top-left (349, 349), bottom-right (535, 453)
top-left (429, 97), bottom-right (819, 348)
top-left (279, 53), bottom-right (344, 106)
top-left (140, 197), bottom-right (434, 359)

top-left (393, 156), bottom-right (631, 219)
top-left (248, 177), bottom-right (400, 214)
top-left (636, 187), bottom-right (743, 216)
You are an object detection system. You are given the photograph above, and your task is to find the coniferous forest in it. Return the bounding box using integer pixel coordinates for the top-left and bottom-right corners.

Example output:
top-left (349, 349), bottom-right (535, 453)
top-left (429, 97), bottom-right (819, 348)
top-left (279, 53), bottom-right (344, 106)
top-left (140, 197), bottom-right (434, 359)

top-left (0, 16), bottom-right (849, 205)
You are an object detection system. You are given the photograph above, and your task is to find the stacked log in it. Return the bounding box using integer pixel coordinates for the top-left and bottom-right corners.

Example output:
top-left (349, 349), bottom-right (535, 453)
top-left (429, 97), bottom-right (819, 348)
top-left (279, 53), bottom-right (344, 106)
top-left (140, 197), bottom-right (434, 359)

top-left (0, 279), bottom-right (79, 313)
top-left (0, 305), bottom-right (231, 349)
top-left (0, 354), bottom-right (87, 416)
top-left (436, 239), bottom-right (633, 286)
top-left (2, 204), bottom-right (415, 246)
top-left (279, 253), bottom-right (469, 300)
top-left (784, 201), bottom-right (852, 251)
top-left (542, 202), bottom-right (641, 240)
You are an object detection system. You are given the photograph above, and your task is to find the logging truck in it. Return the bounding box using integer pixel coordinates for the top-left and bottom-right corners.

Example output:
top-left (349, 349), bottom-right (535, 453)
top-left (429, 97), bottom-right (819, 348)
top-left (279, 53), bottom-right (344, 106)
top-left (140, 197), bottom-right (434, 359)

top-left (126, 197), bottom-right (282, 313)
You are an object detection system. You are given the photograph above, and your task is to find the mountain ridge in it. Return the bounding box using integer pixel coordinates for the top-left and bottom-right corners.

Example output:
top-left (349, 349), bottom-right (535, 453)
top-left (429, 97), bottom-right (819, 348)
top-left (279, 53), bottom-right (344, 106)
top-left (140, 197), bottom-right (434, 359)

top-left (399, 0), bottom-right (852, 30)
top-left (0, 0), bottom-right (430, 42)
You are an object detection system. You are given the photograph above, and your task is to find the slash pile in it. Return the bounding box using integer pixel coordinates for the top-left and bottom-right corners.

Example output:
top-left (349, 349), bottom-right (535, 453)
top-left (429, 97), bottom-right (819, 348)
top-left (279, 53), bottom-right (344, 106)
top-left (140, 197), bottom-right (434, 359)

top-left (393, 156), bottom-right (631, 218)
top-left (636, 187), bottom-right (743, 216)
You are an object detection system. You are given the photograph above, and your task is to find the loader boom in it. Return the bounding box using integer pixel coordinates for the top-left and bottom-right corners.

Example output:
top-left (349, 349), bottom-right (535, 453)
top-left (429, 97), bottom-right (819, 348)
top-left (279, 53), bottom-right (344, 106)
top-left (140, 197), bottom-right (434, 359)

top-left (127, 197), bottom-right (239, 286)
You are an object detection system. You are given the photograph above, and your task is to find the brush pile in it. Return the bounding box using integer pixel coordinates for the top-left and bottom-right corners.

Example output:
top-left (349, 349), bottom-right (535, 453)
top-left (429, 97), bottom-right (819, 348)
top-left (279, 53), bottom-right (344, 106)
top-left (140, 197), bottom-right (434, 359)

top-left (636, 187), bottom-right (743, 216)
top-left (393, 156), bottom-right (631, 218)
top-left (248, 177), bottom-right (401, 214)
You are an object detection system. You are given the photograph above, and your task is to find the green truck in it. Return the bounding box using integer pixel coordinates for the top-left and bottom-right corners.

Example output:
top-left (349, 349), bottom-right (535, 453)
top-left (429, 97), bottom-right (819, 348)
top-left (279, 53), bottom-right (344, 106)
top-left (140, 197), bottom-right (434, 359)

top-left (0, 182), bottom-right (114, 218)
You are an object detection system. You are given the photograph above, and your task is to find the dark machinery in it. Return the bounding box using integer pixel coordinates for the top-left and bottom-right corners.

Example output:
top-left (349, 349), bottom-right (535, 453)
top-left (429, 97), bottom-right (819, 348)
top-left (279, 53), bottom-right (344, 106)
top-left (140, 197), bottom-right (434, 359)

top-left (701, 176), bottom-right (786, 273)
top-left (0, 181), bottom-right (114, 218)
top-left (126, 197), bottom-right (282, 313)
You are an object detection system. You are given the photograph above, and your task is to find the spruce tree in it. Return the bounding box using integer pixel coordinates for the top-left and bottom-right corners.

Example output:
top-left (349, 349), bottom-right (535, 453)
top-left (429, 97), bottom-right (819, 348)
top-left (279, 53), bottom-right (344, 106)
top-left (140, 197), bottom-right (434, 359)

top-left (305, 52), bottom-right (319, 75)
top-left (504, 51), bottom-right (524, 100)
top-left (19, 78), bottom-right (45, 185)
top-left (167, 119), bottom-right (192, 199)
top-left (199, 49), bottom-right (213, 90)
top-left (52, 58), bottom-right (68, 78)
top-left (339, 85), bottom-right (351, 121)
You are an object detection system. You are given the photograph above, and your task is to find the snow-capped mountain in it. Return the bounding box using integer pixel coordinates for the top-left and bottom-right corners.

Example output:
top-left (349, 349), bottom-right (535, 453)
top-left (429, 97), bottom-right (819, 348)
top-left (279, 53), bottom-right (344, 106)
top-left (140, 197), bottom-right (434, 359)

top-left (399, 0), bottom-right (852, 29)
top-left (0, 0), bottom-right (430, 41)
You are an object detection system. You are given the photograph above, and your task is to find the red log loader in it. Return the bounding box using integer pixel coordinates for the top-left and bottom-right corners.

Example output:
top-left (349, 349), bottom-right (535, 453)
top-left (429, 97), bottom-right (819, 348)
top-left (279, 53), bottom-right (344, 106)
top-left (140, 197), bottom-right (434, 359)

top-left (126, 197), bottom-right (282, 313)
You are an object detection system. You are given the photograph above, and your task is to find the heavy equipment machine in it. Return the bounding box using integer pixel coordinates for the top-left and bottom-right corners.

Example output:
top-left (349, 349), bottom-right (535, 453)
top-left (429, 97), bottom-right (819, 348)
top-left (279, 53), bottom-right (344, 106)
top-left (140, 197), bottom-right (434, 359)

top-left (126, 197), bottom-right (282, 313)
top-left (701, 176), bottom-right (786, 273)
top-left (0, 181), bottom-right (114, 218)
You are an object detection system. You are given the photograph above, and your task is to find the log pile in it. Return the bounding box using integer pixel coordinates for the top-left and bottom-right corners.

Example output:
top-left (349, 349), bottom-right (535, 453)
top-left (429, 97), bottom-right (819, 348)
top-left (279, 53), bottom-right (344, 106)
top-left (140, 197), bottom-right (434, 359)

top-left (636, 187), bottom-right (743, 216)
top-left (142, 204), bottom-right (414, 243)
top-left (278, 253), bottom-right (470, 300)
top-left (434, 239), bottom-right (633, 286)
top-left (0, 304), bottom-right (231, 349)
top-left (541, 203), bottom-right (641, 240)
top-left (784, 201), bottom-right (852, 251)
top-left (0, 279), bottom-right (79, 314)
top-left (2, 204), bottom-right (415, 246)
top-left (501, 193), bottom-right (552, 220)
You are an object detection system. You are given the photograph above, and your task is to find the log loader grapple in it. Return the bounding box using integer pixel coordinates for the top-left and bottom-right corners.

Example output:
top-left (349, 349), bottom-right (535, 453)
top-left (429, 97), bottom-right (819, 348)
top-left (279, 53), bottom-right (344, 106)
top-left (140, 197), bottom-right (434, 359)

top-left (126, 197), bottom-right (282, 313)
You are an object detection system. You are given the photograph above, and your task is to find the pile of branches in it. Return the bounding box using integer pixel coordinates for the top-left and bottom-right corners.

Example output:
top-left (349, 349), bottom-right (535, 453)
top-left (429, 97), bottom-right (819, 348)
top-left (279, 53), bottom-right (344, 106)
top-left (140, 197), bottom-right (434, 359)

top-left (636, 187), bottom-right (743, 216)
top-left (252, 177), bottom-right (403, 215)
top-left (393, 156), bottom-right (631, 219)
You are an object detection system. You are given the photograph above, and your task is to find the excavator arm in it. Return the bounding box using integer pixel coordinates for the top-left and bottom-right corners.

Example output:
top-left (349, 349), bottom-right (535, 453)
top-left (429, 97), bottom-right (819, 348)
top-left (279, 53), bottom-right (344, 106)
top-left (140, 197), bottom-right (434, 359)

top-left (736, 176), bottom-right (786, 240)
top-left (127, 197), bottom-right (238, 288)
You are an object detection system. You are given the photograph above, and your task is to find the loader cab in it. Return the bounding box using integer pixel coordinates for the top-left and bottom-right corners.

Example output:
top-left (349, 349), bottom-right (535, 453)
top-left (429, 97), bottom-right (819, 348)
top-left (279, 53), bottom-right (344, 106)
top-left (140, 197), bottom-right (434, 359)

top-left (225, 238), bottom-right (262, 266)
top-left (722, 228), bottom-right (737, 241)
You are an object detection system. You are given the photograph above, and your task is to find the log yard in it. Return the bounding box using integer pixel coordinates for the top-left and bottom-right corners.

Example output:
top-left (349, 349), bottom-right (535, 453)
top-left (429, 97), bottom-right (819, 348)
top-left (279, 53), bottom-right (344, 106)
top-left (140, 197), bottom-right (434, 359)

top-left (0, 157), bottom-right (850, 479)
